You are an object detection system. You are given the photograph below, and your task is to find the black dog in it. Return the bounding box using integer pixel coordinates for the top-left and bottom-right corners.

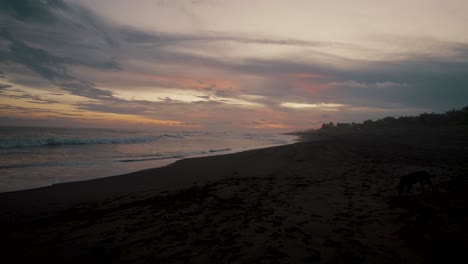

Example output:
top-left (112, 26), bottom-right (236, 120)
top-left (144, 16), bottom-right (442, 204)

top-left (397, 171), bottom-right (434, 195)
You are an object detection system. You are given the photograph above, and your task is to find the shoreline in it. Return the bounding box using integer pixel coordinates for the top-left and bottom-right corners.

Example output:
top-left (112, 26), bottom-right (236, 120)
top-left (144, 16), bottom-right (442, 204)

top-left (0, 139), bottom-right (308, 212)
top-left (1, 127), bottom-right (467, 263)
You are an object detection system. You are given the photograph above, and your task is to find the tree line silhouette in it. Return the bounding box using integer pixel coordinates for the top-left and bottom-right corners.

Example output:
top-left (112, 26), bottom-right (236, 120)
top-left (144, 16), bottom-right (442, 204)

top-left (319, 105), bottom-right (468, 132)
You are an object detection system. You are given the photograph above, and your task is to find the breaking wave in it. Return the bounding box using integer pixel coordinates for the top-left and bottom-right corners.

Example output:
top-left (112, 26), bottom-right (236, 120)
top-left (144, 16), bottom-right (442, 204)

top-left (0, 133), bottom-right (183, 149)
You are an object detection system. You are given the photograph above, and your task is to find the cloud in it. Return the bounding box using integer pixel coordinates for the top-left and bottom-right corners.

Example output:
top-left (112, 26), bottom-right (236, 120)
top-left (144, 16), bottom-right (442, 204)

top-left (0, 1), bottom-right (118, 100)
top-left (375, 81), bottom-right (409, 89)
top-left (0, 0), bottom-right (66, 22)
top-left (0, 84), bottom-right (13, 90)
top-left (280, 102), bottom-right (344, 111)
top-left (120, 26), bottom-right (343, 48)
top-left (329, 80), bottom-right (368, 89)
top-left (329, 80), bottom-right (409, 89)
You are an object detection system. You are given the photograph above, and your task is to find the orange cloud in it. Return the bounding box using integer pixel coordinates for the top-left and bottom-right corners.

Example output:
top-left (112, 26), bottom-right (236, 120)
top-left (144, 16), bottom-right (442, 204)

top-left (277, 72), bottom-right (331, 95)
top-left (136, 72), bottom-right (239, 91)
top-left (286, 72), bottom-right (327, 79)
top-left (292, 81), bottom-right (330, 95)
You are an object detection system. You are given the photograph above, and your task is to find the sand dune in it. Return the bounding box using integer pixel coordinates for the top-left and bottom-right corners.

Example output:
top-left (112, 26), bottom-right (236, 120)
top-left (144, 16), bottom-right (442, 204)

top-left (1, 127), bottom-right (467, 263)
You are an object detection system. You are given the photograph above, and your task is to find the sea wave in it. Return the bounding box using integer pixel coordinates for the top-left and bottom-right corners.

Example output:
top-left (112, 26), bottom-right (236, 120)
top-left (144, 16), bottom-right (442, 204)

top-left (117, 148), bottom-right (232, 163)
top-left (0, 134), bottom-right (182, 149)
top-left (209, 148), bottom-right (232, 153)
top-left (118, 154), bottom-right (184, 163)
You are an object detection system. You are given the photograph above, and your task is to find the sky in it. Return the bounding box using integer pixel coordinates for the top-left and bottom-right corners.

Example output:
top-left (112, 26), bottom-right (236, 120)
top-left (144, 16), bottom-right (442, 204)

top-left (0, 0), bottom-right (467, 132)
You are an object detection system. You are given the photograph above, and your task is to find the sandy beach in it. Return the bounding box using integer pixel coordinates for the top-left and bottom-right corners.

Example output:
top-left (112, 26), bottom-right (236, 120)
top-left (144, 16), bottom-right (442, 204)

top-left (1, 126), bottom-right (467, 263)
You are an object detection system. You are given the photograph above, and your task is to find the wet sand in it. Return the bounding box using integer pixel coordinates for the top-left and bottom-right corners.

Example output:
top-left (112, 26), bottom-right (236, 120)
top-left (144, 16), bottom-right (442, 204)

top-left (1, 126), bottom-right (467, 263)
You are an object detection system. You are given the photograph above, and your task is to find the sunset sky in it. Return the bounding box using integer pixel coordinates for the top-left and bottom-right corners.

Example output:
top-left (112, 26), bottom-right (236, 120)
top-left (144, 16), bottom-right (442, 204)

top-left (1, 0), bottom-right (467, 131)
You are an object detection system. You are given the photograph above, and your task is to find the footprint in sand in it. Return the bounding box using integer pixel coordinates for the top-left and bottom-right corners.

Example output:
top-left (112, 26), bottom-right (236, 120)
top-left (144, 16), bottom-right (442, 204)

top-left (323, 239), bottom-right (342, 247)
top-left (284, 226), bottom-right (302, 234)
top-left (265, 246), bottom-right (289, 259)
top-left (333, 227), bottom-right (355, 237)
top-left (255, 226), bottom-right (268, 233)
top-left (305, 248), bottom-right (321, 261)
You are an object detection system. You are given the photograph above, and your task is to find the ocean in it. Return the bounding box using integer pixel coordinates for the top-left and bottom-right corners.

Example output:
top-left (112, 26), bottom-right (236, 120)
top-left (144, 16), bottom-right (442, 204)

top-left (0, 126), bottom-right (297, 193)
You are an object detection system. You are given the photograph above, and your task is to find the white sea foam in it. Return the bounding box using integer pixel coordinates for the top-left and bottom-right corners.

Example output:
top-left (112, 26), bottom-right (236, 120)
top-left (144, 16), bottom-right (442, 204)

top-left (0, 134), bottom-right (184, 148)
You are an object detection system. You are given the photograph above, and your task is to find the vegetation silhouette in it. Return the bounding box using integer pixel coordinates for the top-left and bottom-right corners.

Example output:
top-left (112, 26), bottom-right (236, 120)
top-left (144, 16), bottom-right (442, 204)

top-left (317, 105), bottom-right (468, 132)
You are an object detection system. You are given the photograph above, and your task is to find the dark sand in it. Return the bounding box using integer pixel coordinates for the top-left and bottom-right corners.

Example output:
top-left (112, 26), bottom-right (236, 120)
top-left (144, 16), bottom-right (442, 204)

top-left (1, 126), bottom-right (467, 263)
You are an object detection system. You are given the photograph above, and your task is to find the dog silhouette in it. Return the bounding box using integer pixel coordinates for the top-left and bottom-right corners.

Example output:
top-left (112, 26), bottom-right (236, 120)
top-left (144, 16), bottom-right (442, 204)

top-left (397, 171), bottom-right (434, 195)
